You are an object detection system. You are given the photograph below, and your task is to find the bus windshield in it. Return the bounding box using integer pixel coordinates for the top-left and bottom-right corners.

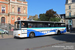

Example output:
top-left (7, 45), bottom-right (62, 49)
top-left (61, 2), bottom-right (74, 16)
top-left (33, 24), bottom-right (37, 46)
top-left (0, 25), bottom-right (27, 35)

top-left (14, 21), bottom-right (21, 29)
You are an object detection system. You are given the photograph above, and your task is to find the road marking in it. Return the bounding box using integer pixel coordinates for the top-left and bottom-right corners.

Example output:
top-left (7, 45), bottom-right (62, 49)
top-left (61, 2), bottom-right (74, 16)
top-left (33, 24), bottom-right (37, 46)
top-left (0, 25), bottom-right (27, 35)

top-left (25, 41), bottom-right (68, 50)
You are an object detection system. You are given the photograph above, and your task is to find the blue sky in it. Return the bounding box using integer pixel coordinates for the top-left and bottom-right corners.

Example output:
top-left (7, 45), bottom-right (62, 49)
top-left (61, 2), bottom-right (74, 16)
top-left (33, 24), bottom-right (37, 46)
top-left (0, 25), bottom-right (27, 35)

top-left (27, 0), bottom-right (66, 18)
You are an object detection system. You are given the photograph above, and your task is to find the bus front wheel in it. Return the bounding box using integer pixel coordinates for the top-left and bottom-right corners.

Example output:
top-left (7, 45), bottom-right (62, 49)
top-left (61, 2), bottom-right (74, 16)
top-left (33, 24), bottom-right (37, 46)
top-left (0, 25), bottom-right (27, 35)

top-left (29, 32), bottom-right (35, 38)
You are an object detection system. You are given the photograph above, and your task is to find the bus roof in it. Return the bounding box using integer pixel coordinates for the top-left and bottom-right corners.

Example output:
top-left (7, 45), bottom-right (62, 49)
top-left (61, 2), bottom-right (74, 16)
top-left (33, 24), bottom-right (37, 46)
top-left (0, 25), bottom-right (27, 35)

top-left (15, 20), bottom-right (65, 24)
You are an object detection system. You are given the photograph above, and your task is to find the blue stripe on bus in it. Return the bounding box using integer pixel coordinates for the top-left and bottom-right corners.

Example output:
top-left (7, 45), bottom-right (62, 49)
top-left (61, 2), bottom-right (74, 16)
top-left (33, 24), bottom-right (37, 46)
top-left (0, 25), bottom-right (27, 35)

top-left (27, 29), bottom-right (57, 37)
top-left (60, 29), bottom-right (66, 34)
top-left (27, 27), bottom-right (66, 37)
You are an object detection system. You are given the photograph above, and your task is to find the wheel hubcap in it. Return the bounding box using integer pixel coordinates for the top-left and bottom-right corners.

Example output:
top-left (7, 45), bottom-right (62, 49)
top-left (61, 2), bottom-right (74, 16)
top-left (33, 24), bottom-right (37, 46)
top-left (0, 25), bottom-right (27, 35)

top-left (30, 33), bottom-right (34, 37)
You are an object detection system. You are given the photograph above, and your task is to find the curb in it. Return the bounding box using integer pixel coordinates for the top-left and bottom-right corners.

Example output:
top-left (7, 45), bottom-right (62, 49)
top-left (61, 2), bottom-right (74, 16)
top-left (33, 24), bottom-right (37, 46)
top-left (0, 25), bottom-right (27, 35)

top-left (65, 32), bottom-right (70, 34)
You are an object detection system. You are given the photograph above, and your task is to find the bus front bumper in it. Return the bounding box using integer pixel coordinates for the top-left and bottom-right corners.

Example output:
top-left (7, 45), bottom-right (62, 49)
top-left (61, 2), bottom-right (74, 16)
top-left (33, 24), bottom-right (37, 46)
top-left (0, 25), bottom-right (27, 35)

top-left (13, 33), bottom-right (27, 38)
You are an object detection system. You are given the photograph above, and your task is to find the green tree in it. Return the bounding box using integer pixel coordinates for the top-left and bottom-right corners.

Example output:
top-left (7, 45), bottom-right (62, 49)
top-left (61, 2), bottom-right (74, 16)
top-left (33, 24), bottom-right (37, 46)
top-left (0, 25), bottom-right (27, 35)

top-left (49, 17), bottom-right (61, 22)
top-left (36, 9), bottom-right (61, 22)
top-left (39, 14), bottom-right (49, 21)
top-left (46, 9), bottom-right (57, 20)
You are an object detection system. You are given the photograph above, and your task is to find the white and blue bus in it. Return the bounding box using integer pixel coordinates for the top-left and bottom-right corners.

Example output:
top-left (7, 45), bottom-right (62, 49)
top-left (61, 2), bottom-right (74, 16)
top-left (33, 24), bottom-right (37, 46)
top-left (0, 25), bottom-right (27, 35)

top-left (13, 20), bottom-right (66, 38)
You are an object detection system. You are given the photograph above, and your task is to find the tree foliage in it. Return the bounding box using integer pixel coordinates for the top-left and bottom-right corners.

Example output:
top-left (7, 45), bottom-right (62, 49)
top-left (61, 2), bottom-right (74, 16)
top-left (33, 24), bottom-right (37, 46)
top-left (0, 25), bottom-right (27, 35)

top-left (39, 14), bottom-right (49, 21)
top-left (37, 9), bottom-right (61, 22)
top-left (49, 17), bottom-right (61, 22)
top-left (46, 9), bottom-right (57, 17)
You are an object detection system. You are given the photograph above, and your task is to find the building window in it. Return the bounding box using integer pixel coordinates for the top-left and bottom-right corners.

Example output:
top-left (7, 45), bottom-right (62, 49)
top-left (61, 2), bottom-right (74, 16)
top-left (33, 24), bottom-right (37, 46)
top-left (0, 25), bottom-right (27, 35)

top-left (1, 17), bottom-right (5, 24)
top-left (17, 17), bottom-right (20, 20)
top-left (68, 19), bottom-right (72, 25)
top-left (62, 16), bottom-right (64, 19)
top-left (68, 0), bottom-right (72, 3)
top-left (12, 17), bottom-right (14, 20)
top-left (5, 0), bottom-right (9, 1)
top-left (69, 19), bottom-right (72, 23)
top-left (12, 7), bottom-right (14, 13)
top-left (62, 20), bottom-right (63, 23)
top-left (2, 7), bottom-right (5, 13)
top-left (24, 18), bottom-right (25, 20)
top-left (24, 7), bottom-right (26, 14)
top-left (69, 6), bottom-right (71, 9)
top-left (69, 13), bottom-right (71, 17)
top-left (18, 7), bottom-right (20, 14)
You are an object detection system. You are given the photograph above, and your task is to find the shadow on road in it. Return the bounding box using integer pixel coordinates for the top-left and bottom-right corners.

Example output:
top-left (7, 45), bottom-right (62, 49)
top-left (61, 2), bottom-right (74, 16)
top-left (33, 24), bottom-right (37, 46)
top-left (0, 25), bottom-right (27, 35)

top-left (51, 33), bottom-right (75, 43)
top-left (14, 37), bottom-right (30, 39)
top-left (14, 33), bottom-right (75, 43)
top-left (14, 34), bottom-right (56, 39)
top-left (70, 31), bottom-right (75, 33)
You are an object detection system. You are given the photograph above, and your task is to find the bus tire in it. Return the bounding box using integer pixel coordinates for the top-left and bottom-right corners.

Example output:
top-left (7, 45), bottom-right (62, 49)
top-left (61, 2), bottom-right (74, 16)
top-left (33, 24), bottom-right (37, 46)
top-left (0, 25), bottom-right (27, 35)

top-left (29, 32), bottom-right (35, 38)
top-left (57, 30), bottom-right (61, 35)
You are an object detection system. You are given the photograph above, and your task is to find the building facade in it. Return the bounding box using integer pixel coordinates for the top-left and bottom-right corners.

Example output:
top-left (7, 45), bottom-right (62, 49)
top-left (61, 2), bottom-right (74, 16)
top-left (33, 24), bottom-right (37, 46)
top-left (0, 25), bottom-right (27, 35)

top-left (59, 14), bottom-right (65, 23)
top-left (0, 0), bottom-right (28, 25)
top-left (65, 0), bottom-right (75, 30)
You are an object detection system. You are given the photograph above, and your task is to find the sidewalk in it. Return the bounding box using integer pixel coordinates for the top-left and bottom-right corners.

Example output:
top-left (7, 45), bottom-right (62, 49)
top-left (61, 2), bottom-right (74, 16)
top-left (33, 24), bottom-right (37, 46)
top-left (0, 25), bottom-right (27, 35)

top-left (66, 32), bottom-right (70, 33)
top-left (0, 34), bottom-right (13, 39)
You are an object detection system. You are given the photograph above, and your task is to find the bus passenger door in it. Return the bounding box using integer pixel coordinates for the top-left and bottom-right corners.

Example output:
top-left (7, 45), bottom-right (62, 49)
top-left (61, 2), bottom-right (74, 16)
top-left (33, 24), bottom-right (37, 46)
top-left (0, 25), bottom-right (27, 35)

top-left (21, 28), bottom-right (27, 37)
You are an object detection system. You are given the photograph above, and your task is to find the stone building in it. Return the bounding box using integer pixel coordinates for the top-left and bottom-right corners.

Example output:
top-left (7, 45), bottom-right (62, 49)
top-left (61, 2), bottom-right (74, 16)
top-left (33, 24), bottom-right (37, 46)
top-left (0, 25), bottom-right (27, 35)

top-left (59, 14), bottom-right (65, 23)
top-left (0, 0), bottom-right (28, 25)
top-left (65, 0), bottom-right (75, 30)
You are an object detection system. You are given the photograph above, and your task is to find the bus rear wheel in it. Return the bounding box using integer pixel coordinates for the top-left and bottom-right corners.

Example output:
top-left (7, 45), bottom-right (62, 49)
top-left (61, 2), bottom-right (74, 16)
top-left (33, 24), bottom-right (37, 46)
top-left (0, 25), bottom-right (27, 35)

top-left (29, 32), bottom-right (35, 38)
top-left (57, 30), bottom-right (61, 35)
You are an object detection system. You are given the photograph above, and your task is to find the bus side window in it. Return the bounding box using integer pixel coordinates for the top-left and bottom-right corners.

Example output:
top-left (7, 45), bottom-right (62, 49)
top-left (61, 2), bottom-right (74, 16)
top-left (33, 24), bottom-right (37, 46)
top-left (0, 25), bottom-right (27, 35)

top-left (28, 25), bottom-right (31, 28)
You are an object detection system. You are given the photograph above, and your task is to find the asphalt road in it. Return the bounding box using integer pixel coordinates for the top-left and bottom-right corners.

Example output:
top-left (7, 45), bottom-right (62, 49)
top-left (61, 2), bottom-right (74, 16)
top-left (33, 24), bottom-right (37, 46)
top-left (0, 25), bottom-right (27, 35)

top-left (0, 32), bottom-right (75, 50)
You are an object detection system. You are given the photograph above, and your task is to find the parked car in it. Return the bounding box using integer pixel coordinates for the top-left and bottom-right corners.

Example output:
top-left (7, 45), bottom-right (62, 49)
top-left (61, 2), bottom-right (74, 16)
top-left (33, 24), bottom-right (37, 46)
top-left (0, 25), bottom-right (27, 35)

top-left (3, 29), bottom-right (9, 34)
top-left (0, 29), bottom-right (8, 34)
